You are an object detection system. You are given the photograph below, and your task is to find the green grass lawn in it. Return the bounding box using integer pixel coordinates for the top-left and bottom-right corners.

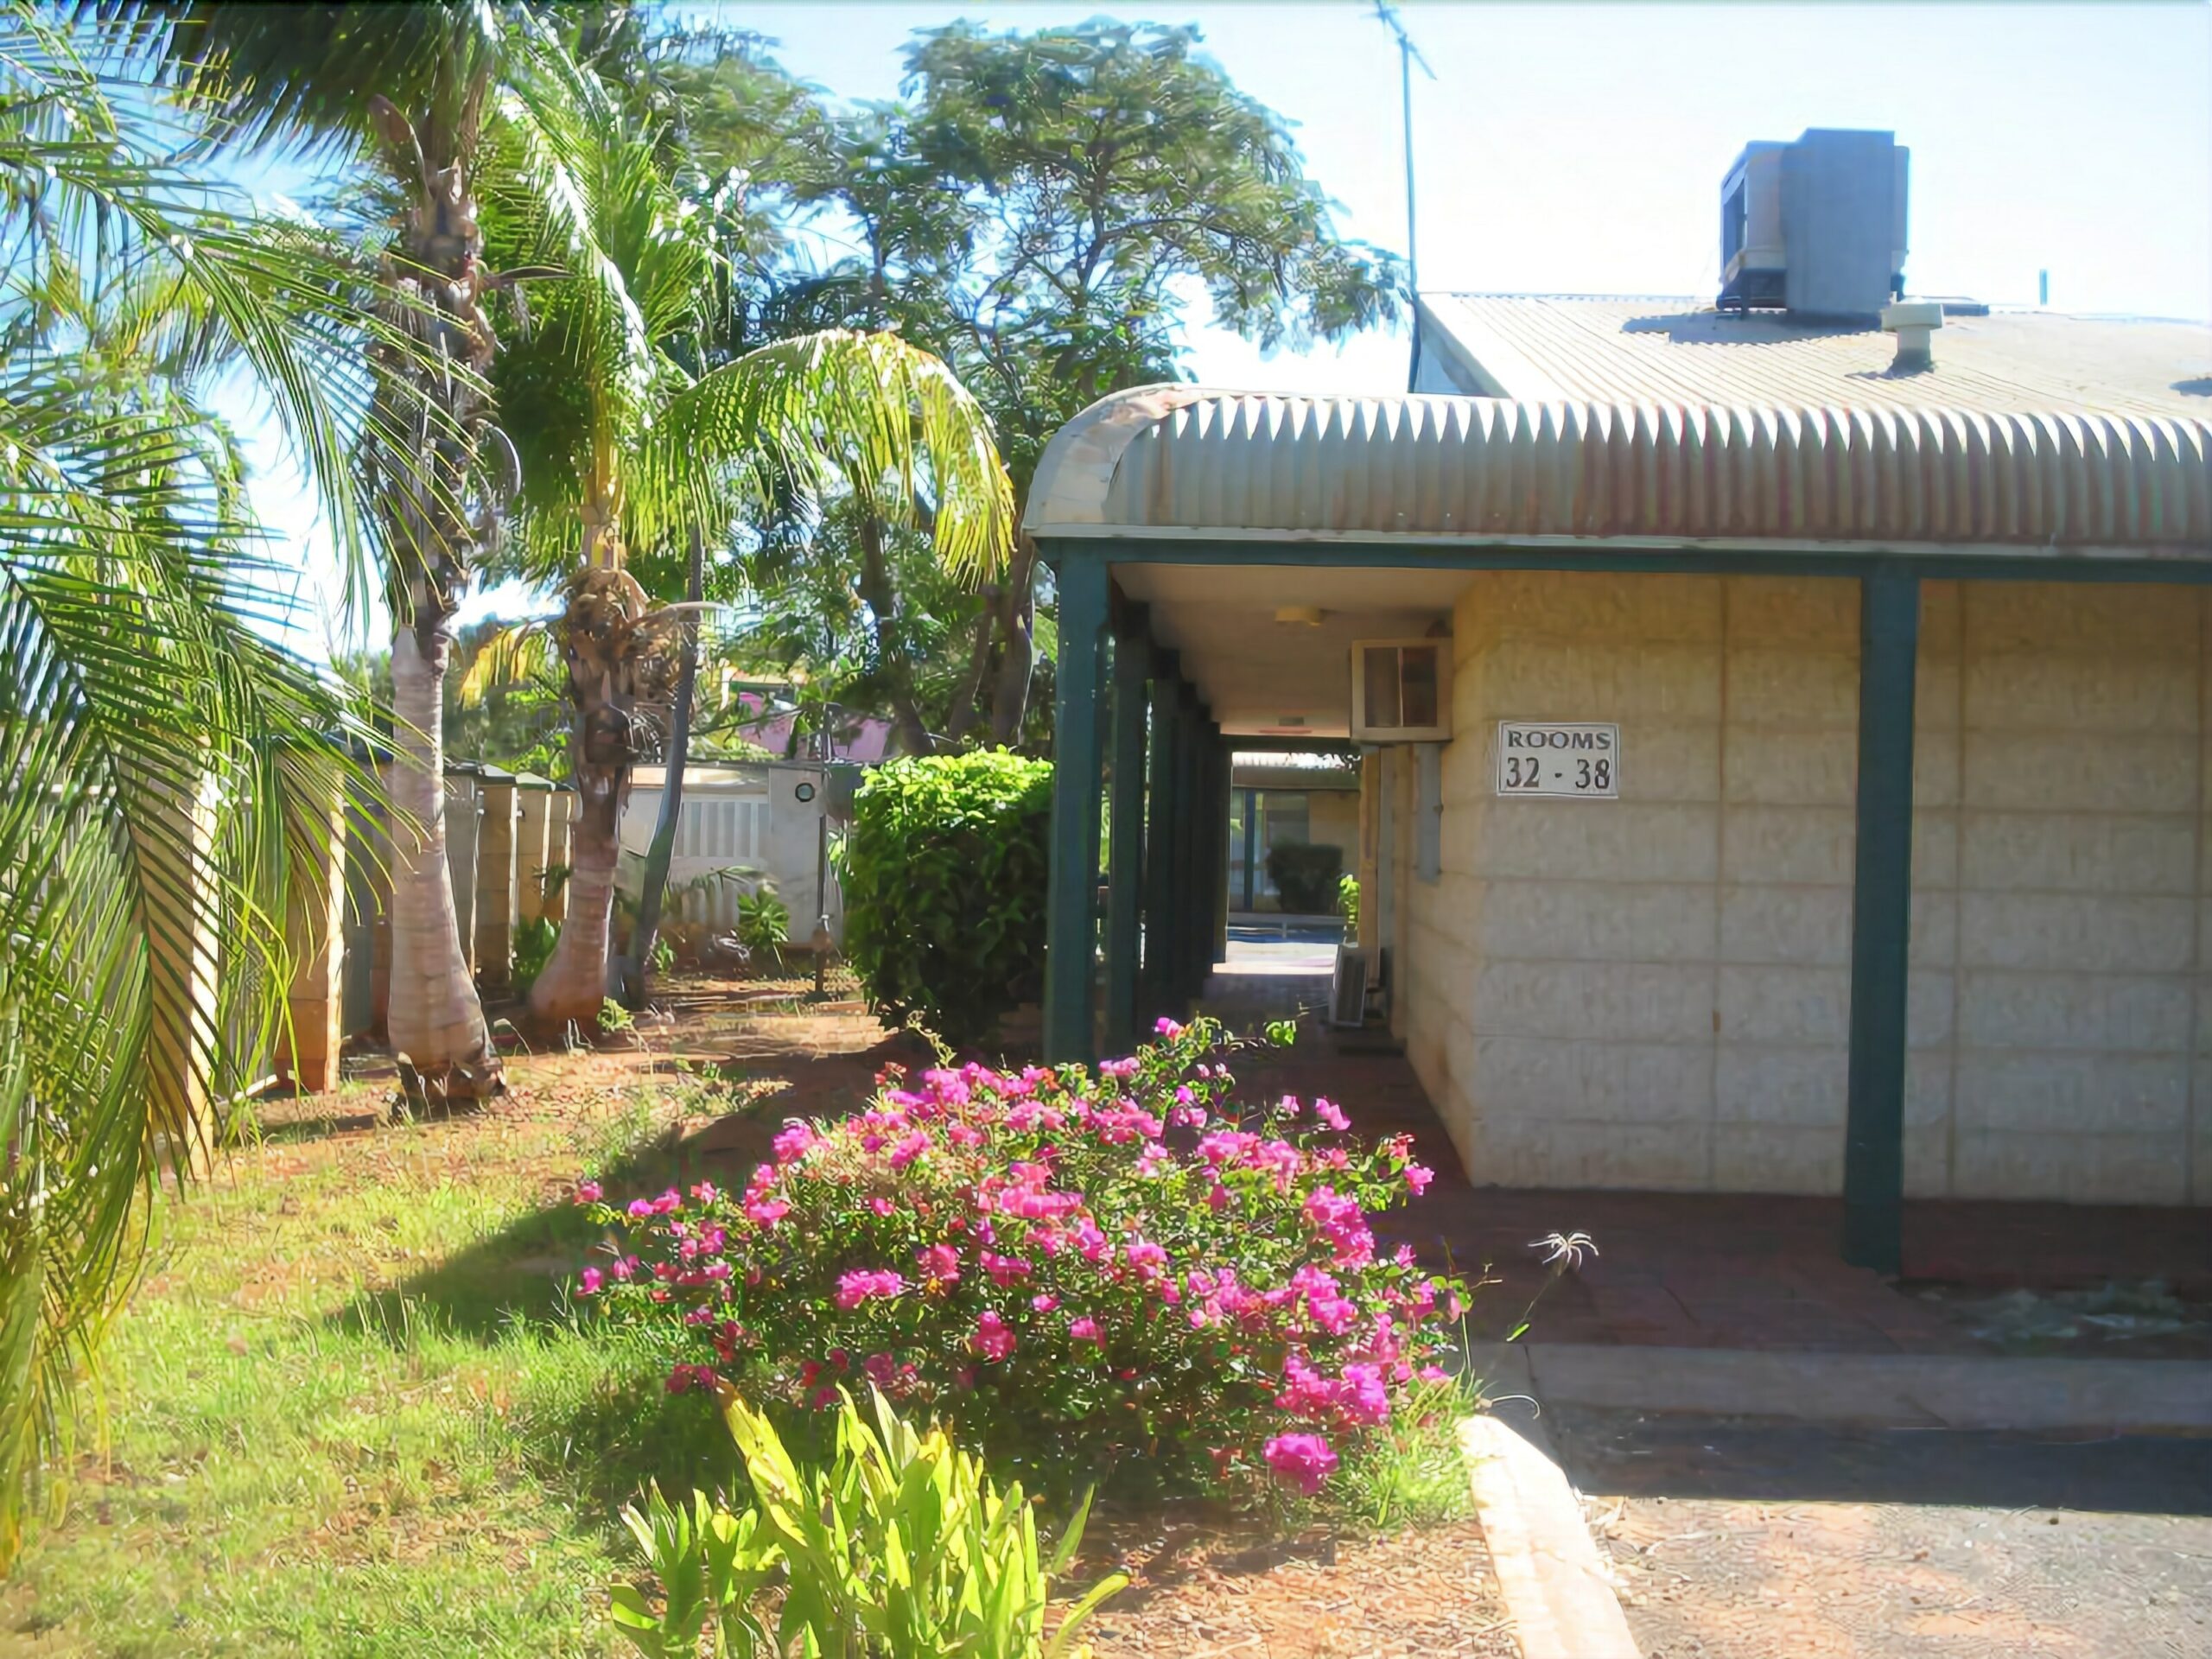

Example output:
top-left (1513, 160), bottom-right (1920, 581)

top-left (10, 1013), bottom-right (1478, 1657)
top-left (10, 1063), bottom-right (739, 1658)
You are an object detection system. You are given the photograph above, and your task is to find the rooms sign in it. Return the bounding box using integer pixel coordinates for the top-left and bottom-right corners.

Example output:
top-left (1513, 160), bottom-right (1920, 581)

top-left (1495, 721), bottom-right (1620, 798)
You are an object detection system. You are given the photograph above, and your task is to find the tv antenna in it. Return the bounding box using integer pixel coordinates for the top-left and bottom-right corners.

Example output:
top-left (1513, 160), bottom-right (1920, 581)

top-left (1371, 1), bottom-right (1435, 298)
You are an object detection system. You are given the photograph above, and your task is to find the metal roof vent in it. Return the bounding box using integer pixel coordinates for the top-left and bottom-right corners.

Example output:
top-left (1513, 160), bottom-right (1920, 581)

top-left (1880, 300), bottom-right (1942, 372)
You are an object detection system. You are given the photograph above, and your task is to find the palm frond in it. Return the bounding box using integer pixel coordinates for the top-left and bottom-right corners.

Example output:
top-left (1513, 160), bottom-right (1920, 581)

top-left (637, 329), bottom-right (1015, 584)
top-left (454, 619), bottom-right (557, 707)
top-left (0, 0), bottom-right (389, 1564)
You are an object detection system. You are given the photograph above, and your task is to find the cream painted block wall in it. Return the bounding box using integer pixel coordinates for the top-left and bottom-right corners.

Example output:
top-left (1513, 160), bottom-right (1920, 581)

top-left (1394, 570), bottom-right (2211, 1205)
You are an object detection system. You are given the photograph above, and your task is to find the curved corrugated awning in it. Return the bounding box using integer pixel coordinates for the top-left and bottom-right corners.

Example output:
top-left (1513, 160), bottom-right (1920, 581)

top-left (1023, 386), bottom-right (2212, 556)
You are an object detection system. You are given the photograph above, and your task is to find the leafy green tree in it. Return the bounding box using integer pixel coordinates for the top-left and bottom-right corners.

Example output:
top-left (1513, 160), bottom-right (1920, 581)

top-left (731, 22), bottom-right (1402, 747)
top-left (0, 1), bottom-right (426, 1561)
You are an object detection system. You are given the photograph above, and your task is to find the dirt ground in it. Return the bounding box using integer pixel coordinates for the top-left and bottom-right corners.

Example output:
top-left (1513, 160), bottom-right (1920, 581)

top-left (1545, 1406), bottom-right (2212, 1659)
top-left (1084, 1510), bottom-right (1516, 1659)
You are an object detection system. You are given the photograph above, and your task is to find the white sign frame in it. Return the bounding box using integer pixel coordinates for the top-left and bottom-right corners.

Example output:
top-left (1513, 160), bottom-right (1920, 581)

top-left (1495, 721), bottom-right (1621, 799)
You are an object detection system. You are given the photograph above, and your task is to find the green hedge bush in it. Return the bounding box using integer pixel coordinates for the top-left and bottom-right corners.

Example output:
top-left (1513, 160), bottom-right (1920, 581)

top-left (838, 753), bottom-right (1053, 1046)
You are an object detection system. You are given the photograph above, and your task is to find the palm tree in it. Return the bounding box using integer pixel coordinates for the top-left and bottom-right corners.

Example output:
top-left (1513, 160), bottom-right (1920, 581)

top-left (0, 2), bottom-right (427, 1560)
top-left (486, 88), bottom-right (1015, 1027)
top-left (156, 2), bottom-right (614, 1096)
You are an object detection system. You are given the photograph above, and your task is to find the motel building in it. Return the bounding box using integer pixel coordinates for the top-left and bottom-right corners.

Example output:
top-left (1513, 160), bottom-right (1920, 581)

top-left (1023, 130), bottom-right (2212, 1274)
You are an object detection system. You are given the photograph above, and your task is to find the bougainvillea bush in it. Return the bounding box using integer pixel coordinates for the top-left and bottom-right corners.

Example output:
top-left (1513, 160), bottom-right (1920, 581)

top-left (569, 1018), bottom-right (1465, 1501)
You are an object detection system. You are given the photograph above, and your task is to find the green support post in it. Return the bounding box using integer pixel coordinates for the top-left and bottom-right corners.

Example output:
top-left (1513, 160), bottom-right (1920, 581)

top-left (1140, 658), bottom-right (1179, 1020)
top-left (1168, 692), bottom-right (1201, 1012)
top-left (1043, 554), bottom-right (1108, 1064)
top-left (1184, 724), bottom-right (1220, 1005)
top-left (1103, 620), bottom-right (1150, 1055)
top-left (1842, 568), bottom-right (1920, 1274)
top-left (1211, 735), bottom-right (1230, 968)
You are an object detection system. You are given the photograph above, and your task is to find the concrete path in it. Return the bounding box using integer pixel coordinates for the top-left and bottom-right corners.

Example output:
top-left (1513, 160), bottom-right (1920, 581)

top-left (1547, 1406), bottom-right (2212, 1659)
top-left (1471, 1342), bottom-right (2212, 1434)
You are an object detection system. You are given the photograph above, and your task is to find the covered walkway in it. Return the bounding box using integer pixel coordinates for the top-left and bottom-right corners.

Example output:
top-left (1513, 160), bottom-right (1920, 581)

top-left (1223, 1027), bottom-right (2212, 1354)
top-left (1027, 385), bottom-right (2212, 1277)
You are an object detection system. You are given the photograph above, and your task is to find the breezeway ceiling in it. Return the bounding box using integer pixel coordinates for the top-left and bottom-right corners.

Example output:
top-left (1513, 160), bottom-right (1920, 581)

top-left (1112, 563), bottom-right (1470, 737)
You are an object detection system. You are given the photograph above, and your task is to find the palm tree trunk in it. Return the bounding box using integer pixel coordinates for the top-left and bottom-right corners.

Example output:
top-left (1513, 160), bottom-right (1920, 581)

top-left (529, 766), bottom-right (621, 1026)
top-left (385, 609), bottom-right (499, 1090)
top-left (622, 528), bottom-right (702, 1007)
top-left (530, 565), bottom-right (646, 1029)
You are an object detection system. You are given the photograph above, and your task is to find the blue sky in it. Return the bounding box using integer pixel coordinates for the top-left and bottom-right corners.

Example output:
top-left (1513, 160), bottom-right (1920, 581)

top-left (264, 2), bottom-right (2212, 648)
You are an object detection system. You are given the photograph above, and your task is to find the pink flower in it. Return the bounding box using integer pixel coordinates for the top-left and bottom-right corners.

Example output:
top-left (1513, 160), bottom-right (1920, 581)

top-left (771, 1121), bottom-right (820, 1164)
top-left (575, 1179), bottom-right (602, 1204)
top-left (1154, 1017), bottom-right (1184, 1039)
top-left (1313, 1097), bottom-right (1351, 1133)
top-left (1418, 1364), bottom-right (1451, 1383)
top-left (1031, 1293), bottom-right (1060, 1313)
top-left (690, 1180), bottom-right (718, 1204)
top-left (1069, 1316), bottom-right (1103, 1344)
top-left (834, 1269), bottom-right (908, 1310)
top-left (626, 1198), bottom-right (656, 1219)
top-left (1122, 1238), bottom-right (1169, 1282)
top-left (1405, 1162), bottom-right (1435, 1195)
top-left (665, 1363), bottom-right (720, 1395)
top-left (889, 1129), bottom-right (931, 1170)
top-left (916, 1243), bottom-right (962, 1287)
top-left (972, 1310), bottom-right (1017, 1362)
top-left (869, 1197), bottom-right (897, 1217)
top-left (744, 1196), bottom-right (791, 1228)
top-left (578, 1267), bottom-right (603, 1294)
top-left (1263, 1433), bottom-right (1338, 1496)
top-left (862, 1351), bottom-right (899, 1387)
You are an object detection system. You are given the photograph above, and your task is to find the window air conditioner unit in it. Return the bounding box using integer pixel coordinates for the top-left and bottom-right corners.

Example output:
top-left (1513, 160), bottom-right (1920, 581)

top-left (1349, 639), bottom-right (1450, 742)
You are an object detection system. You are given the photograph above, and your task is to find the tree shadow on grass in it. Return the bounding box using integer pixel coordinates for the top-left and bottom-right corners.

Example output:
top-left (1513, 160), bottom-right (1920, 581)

top-left (320, 1034), bottom-right (933, 1524)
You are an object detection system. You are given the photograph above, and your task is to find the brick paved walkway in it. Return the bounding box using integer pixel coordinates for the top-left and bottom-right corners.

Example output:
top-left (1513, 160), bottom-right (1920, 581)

top-left (1211, 982), bottom-right (2212, 1355)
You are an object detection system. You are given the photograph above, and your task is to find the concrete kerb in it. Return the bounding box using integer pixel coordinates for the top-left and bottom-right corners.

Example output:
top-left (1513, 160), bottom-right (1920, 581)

top-left (1459, 1411), bottom-right (1642, 1659)
top-left (1470, 1340), bottom-right (2212, 1434)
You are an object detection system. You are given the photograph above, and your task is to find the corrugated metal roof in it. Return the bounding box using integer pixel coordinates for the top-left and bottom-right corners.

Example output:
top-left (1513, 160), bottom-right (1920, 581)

top-left (1420, 295), bottom-right (2212, 422)
top-left (1023, 386), bottom-right (2212, 556)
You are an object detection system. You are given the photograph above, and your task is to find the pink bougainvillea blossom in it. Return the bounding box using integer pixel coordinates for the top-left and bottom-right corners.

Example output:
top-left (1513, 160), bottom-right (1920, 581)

top-left (834, 1269), bottom-right (907, 1310)
top-left (1263, 1433), bottom-right (1338, 1495)
top-left (972, 1310), bottom-right (1017, 1362)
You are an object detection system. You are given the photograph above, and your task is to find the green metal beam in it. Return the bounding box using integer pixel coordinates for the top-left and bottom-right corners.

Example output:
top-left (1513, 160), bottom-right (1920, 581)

top-left (1168, 692), bottom-right (1202, 1012)
top-left (1140, 655), bottom-right (1180, 1020)
top-left (1842, 568), bottom-right (1920, 1275)
top-left (1043, 555), bottom-right (1108, 1064)
top-left (1103, 620), bottom-right (1150, 1055)
top-left (1046, 536), bottom-right (2212, 588)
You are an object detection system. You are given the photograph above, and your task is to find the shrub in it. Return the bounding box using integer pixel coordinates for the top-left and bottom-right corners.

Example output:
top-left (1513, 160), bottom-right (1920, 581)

top-left (1337, 870), bottom-right (1359, 931)
top-left (1265, 842), bottom-right (1343, 914)
top-left (609, 1388), bottom-right (1125, 1659)
top-left (571, 1019), bottom-right (1459, 1502)
top-left (837, 753), bottom-right (1052, 1045)
top-left (512, 916), bottom-right (557, 992)
top-left (734, 887), bottom-right (790, 953)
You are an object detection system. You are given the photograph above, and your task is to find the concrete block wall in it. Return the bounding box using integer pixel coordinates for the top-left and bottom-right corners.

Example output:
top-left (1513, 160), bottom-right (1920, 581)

top-left (1919, 582), bottom-right (2207, 1205)
top-left (1395, 569), bottom-right (2210, 1205)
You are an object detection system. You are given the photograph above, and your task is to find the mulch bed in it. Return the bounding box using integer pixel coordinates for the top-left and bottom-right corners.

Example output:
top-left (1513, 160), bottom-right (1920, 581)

top-left (1081, 1508), bottom-right (1517, 1658)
